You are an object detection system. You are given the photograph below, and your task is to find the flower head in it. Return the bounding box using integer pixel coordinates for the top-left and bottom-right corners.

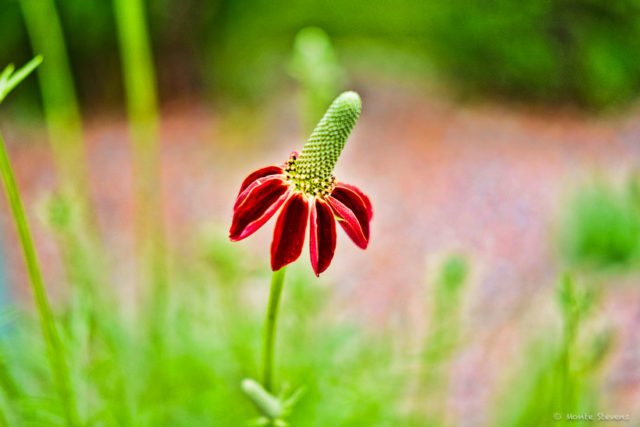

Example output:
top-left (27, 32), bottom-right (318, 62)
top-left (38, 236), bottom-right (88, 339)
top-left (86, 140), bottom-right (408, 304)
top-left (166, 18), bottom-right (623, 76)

top-left (229, 91), bottom-right (372, 276)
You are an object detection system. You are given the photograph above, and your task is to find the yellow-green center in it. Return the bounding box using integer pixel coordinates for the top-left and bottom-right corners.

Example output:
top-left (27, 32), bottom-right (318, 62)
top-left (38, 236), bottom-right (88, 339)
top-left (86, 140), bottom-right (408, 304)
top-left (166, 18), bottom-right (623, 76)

top-left (284, 153), bottom-right (336, 198)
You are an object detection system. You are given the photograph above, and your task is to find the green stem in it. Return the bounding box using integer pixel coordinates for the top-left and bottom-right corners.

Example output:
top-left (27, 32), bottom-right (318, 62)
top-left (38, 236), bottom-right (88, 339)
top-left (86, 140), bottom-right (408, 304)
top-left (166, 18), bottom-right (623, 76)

top-left (20, 0), bottom-right (109, 317)
top-left (262, 267), bottom-right (286, 392)
top-left (113, 0), bottom-right (168, 334)
top-left (0, 131), bottom-right (78, 425)
top-left (559, 310), bottom-right (577, 416)
top-left (19, 0), bottom-right (98, 232)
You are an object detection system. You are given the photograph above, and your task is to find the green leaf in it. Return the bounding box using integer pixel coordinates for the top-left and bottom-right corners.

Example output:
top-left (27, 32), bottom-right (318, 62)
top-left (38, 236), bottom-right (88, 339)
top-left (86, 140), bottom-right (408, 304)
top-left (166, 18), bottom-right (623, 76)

top-left (0, 55), bottom-right (43, 104)
top-left (0, 65), bottom-right (15, 87)
top-left (241, 378), bottom-right (283, 420)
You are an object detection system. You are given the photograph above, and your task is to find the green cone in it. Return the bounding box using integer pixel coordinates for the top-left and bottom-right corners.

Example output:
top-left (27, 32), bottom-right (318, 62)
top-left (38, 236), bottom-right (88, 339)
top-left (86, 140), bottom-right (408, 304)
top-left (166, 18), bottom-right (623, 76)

top-left (296, 91), bottom-right (362, 181)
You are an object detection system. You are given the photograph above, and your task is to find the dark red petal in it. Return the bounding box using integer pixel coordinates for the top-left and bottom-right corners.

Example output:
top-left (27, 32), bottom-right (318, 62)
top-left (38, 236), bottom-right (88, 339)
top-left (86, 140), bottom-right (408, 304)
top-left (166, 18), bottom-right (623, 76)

top-left (309, 198), bottom-right (337, 276)
top-left (237, 166), bottom-right (284, 197)
top-left (271, 192), bottom-right (309, 271)
top-left (334, 182), bottom-right (373, 220)
top-left (230, 177), bottom-right (291, 241)
top-left (234, 172), bottom-right (287, 210)
top-left (328, 185), bottom-right (371, 249)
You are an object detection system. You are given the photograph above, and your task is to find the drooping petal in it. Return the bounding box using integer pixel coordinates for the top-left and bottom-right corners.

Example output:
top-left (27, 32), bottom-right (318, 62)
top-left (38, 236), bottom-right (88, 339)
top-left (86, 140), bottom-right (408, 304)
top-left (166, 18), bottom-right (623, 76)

top-left (234, 170), bottom-right (287, 210)
top-left (236, 165), bottom-right (285, 198)
top-left (309, 198), bottom-right (337, 276)
top-left (334, 182), bottom-right (373, 220)
top-left (230, 176), bottom-right (291, 241)
top-left (271, 192), bottom-right (309, 271)
top-left (328, 185), bottom-right (371, 249)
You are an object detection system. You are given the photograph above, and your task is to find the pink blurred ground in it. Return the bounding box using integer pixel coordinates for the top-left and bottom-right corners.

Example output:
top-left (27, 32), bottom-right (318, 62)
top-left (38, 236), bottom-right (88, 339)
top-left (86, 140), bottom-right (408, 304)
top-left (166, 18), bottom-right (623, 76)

top-left (2, 85), bottom-right (640, 423)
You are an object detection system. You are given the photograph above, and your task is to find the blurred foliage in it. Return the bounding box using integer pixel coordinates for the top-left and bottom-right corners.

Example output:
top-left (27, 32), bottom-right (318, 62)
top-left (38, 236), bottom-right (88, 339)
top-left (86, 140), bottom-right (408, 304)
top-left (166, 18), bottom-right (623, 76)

top-left (437, 254), bottom-right (468, 293)
top-left (424, 254), bottom-right (469, 362)
top-left (4, 0), bottom-right (640, 111)
top-left (0, 220), bottom-right (618, 424)
top-left (290, 27), bottom-right (346, 132)
top-left (495, 274), bottom-right (611, 427)
top-left (0, 228), bottom-right (411, 425)
top-left (416, 254), bottom-right (469, 425)
top-left (424, 0), bottom-right (640, 109)
top-left (558, 178), bottom-right (640, 270)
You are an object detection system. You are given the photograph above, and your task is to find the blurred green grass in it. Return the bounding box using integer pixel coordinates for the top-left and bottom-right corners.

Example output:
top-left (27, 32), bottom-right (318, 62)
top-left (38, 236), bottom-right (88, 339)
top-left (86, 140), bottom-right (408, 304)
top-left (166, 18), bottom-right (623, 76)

top-left (0, 229), bottom-right (411, 425)
top-left (0, 233), bottom-right (617, 425)
top-left (4, 0), bottom-right (640, 111)
top-left (558, 177), bottom-right (640, 270)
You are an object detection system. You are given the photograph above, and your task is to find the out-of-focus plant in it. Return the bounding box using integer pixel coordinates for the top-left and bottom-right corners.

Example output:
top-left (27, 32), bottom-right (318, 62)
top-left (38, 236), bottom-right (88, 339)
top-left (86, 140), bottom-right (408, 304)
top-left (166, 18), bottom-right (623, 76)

top-left (555, 273), bottom-right (596, 417)
top-left (6, 0), bottom-right (640, 109)
top-left (425, 253), bottom-right (468, 356)
top-left (0, 223), bottom-right (414, 425)
top-left (558, 178), bottom-right (640, 270)
top-left (19, 0), bottom-right (97, 228)
top-left (18, 0), bottom-right (110, 324)
top-left (290, 27), bottom-right (346, 132)
top-left (415, 254), bottom-right (469, 425)
top-left (0, 230), bottom-right (8, 308)
top-left (494, 273), bottom-right (612, 426)
top-left (113, 0), bottom-right (168, 335)
top-left (0, 59), bottom-right (41, 103)
top-left (229, 91), bottom-right (372, 423)
top-left (0, 57), bottom-right (79, 426)
top-left (425, 0), bottom-right (640, 109)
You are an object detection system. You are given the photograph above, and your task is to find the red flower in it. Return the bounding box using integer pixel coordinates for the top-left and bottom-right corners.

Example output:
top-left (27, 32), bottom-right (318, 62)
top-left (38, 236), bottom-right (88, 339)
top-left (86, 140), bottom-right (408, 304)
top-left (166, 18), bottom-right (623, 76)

top-left (229, 153), bottom-right (372, 276)
top-left (229, 91), bottom-right (371, 276)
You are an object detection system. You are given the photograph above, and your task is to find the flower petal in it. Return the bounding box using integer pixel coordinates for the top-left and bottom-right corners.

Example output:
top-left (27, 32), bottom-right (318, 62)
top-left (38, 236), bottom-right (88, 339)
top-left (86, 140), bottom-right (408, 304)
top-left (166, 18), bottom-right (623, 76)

top-left (328, 185), bottom-right (371, 249)
top-left (309, 198), bottom-right (337, 276)
top-left (237, 166), bottom-right (284, 198)
top-left (234, 170), bottom-right (287, 210)
top-left (271, 192), bottom-right (309, 271)
top-left (230, 176), bottom-right (291, 241)
top-left (334, 182), bottom-right (373, 220)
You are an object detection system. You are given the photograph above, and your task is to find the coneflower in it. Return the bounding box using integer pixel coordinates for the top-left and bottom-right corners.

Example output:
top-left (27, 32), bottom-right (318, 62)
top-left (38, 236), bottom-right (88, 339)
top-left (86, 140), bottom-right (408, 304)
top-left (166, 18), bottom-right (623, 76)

top-left (230, 92), bottom-right (373, 417)
top-left (230, 91), bottom-right (372, 276)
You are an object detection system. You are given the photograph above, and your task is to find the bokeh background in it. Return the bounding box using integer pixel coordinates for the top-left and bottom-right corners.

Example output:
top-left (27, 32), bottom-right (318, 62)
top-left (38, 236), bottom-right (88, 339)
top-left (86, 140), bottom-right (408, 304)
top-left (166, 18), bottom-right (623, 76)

top-left (0, 0), bottom-right (640, 425)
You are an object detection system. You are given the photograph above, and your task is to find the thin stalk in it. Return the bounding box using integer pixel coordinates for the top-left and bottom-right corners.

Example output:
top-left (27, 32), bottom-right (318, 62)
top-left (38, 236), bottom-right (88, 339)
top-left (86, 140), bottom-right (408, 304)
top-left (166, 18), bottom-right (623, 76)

top-left (262, 267), bottom-right (286, 392)
top-left (0, 353), bottom-right (18, 426)
top-left (19, 0), bottom-right (99, 237)
top-left (20, 2), bottom-right (110, 333)
top-left (0, 131), bottom-right (78, 425)
top-left (0, 352), bottom-right (18, 401)
top-left (559, 309), bottom-right (577, 417)
top-left (113, 0), bottom-right (168, 322)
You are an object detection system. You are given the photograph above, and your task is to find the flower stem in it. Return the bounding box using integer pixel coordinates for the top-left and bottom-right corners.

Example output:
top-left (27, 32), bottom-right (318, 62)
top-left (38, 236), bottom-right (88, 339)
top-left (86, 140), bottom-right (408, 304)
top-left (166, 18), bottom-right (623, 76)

top-left (262, 267), bottom-right (286, 392)
top-left (0, 131), bottom-right (78, 425)
top-left (113, 0), bottom-right (168, 339)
